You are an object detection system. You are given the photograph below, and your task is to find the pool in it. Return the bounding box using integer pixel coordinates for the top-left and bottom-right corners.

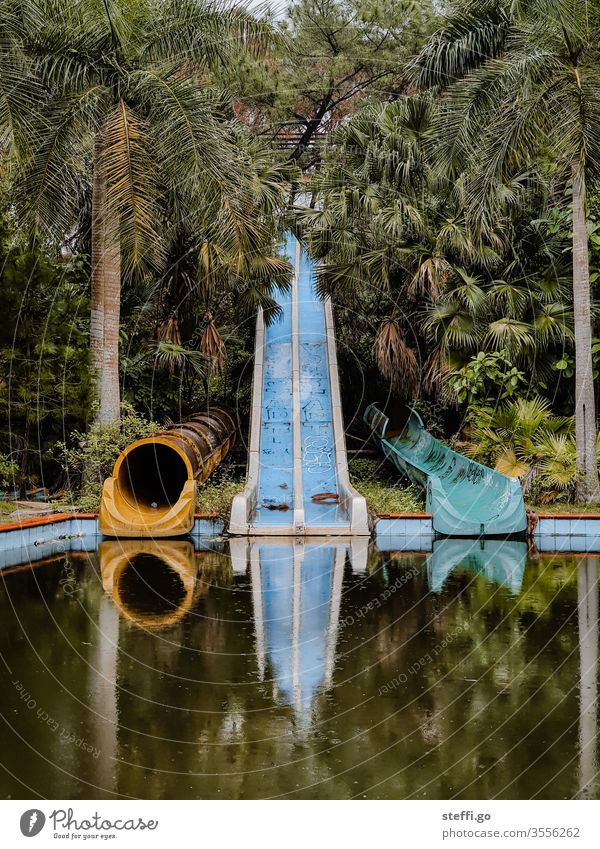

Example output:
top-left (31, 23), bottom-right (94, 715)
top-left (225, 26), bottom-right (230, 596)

top-left (0, 538), bottom-right (597, 799)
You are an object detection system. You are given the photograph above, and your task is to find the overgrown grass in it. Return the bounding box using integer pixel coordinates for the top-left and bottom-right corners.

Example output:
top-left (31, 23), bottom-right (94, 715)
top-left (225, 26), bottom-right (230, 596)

top-left (348, 458), bottom-right (425, 516)
top-left (195, 457), bottom-right (426, 520)
top-left (196, 459), bottom-right (245, 520)
top-left (0, 501), bottom-right (17, 523)
top-left (197, 479), bottom-right (245, 519)
top-left (196, 457), bottom-right (427, 521)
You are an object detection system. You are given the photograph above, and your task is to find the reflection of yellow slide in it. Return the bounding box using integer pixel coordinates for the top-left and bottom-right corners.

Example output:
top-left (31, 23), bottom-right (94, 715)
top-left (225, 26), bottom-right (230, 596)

top-left (99, 406), bottom-right (236, 537)
top-left (99, 540), bottom-right (202, 629)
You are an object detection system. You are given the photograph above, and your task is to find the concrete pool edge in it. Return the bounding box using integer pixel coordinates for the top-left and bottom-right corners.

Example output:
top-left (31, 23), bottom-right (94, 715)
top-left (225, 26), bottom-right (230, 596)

top-left (374, 513), bottom-right (600, 554)
top-left (0, 512), bottom-right (226, 560)
top-left (2, 511), bottom-right (600, 563)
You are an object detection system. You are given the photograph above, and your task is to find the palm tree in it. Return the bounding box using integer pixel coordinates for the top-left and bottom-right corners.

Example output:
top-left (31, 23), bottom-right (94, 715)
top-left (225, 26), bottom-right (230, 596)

top-left (0, 2), bottom-right (40, 162)
top-left (300, 94), bottom-right (476, 398)
top-left (424, 218), bottom-right (573, 389)
top-left (411, 0), bottom-right (600, 500)
top-left (301, 93), bottom-right (571, 399)
top-left (16, 0), bottom-right (283, 424)
top-left (465, 396), bottom-right (575, 498)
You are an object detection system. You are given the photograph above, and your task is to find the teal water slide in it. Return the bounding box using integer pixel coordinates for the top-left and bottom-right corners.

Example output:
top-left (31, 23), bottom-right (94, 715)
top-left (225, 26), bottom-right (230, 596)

top-left (364, 404), bottom-right (527, 537)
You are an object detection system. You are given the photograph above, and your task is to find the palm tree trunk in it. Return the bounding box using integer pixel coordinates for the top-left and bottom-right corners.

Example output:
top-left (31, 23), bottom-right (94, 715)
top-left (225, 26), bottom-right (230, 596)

top-left (91, 132), bottom-right (121, 425)
top-left (572, 159), bottom-right (600, 502)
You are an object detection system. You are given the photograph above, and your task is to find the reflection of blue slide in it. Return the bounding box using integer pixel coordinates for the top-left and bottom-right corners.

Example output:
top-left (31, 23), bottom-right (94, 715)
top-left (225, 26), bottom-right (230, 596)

top-left (427, 538), bottom-right (527, 594)
top-left (261, 544), bottom-right (334, 709)
top-left (246, 540), bottom-right (348, 712)
top-left (230, 235), bottom-right (368, 535)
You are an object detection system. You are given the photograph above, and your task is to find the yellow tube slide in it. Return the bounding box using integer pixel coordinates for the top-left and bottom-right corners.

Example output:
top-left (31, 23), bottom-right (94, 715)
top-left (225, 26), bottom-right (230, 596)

top-left (99, 405), bottom-right (237, 537)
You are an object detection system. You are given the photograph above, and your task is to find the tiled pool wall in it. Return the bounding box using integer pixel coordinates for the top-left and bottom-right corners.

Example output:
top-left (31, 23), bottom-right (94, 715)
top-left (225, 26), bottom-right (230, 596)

top-left (0, 514), bottom-right (226, 568)
top-left (1, 513), bottom-right (600, 568)
top-left (375, 514), bottom-right (600, 554)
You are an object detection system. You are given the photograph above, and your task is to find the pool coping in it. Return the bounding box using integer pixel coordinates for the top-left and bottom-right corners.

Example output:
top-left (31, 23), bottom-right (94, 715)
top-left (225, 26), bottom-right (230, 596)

top-left (2, 510), bottom-right (600, 528)
top-left (2, 511), bottom-right (600, 559)
top-left (0, 511), bottom-right (222, 532)
top-left (0, 512), bottom-right (226, 560)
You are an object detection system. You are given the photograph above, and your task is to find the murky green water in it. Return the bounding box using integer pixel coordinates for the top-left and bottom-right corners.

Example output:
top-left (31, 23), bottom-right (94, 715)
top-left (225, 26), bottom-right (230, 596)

top-left (0, 538), bottom-right (598, 799)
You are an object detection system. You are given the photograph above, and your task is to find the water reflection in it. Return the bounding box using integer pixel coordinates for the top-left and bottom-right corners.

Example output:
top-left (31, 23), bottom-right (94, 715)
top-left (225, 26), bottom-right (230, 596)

top-left (235, 540), bottom-right (347, 713)
top-left (1, 536), bottom-right (598, 799)
top-left (89, 595), bottom-right (118, 791)
top-left (230, 538), bottom-right (367, 713)
top-left (427, 538), bottom-right (527, 594)
top-left (99, 540), bottom-right (201, 629)
top-left (578, 557), bottom-right (599, 798)
top-left (100, 538), bottom-right (365, 715)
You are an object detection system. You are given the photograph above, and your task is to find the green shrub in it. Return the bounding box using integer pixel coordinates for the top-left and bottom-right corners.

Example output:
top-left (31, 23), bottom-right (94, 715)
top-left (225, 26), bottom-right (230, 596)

top-left (196, 460), bottom-right (245, 520)
top-left (356, 480), bottom-right (424, 515)
top-left (464, 396), bottom-right (577, 501)
top-left (0, 455), bottom-right (18, 491)
top-left (196, 479), bottom-right (245, 520)
top-left (56, 404), bottom-right (160, 510)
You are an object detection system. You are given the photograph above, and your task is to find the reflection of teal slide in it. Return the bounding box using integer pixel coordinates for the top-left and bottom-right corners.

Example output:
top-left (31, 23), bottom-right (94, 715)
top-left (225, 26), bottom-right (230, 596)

top-left (427, 538), bottom-right (527, 594)
top-left (364, 404), bottom-right (527, 537)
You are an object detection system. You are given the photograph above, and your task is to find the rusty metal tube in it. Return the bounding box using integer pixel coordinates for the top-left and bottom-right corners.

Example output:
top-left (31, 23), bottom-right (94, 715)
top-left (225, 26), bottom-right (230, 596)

top-left (99, 405), bottom-right (237, 537)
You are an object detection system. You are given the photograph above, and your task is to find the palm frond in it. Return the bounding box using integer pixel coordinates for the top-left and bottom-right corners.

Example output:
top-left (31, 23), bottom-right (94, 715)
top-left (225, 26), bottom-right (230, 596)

top-left (409, 1), bottom-right (512, 90)
top-left (153, 340), bottom-right (207, 377)
top-left (373, 317), bottom-right (419, 397)
top-left (103, 99), bottom-right (159, 272)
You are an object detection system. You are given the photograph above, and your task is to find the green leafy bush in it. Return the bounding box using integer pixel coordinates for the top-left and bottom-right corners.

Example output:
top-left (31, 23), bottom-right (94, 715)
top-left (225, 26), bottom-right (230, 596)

top-left (196, 460), bottom-right (245, 520)
top-left (56, 404), bottom-right (160, 510)
top-left (0, 223), bottom-right (93, 493)
top-left (0, 455), bottom-right (18, 491)
top-left (447, 350), bottom-right (526, 406)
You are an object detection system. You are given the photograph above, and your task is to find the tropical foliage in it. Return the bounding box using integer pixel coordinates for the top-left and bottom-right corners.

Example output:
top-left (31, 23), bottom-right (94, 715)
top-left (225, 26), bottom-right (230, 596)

top-left (1, 0), bottom-right (600, 506)
top-left (464, 397), bottom-right (576, 498)
top-left (300, 93), bottom-right (573, 398)
top-left (0, 205), bottom-right (92, 495)
top-left (55, 403), bottom-right (159, 511)
top-left (409, 0), bottom-right (600, 498)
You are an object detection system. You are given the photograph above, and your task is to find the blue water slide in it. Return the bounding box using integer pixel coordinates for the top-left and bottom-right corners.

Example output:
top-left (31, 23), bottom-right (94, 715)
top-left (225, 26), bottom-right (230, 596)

top-left (252, 234), bottom-right (296, 528)
top-left (229, 235), bottom-right (369, 535)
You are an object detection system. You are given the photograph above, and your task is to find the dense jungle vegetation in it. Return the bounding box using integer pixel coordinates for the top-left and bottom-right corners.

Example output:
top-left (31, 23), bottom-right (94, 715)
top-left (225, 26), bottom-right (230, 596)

top-left (1, 0), bottom-right (600, 511)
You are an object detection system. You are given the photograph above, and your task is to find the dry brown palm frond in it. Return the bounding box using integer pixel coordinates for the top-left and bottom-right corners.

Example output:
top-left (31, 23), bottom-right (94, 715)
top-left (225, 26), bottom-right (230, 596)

top-left (410, 255), bottom-right (451, 301)
top-left (495, 449), bottom-right (529, 479)
top-left (156, 316), bottom-right (181, 346)
top-left (373, 318), bottom-right (419, 397)
top-left (423, 348), bottom-right (451, 393)
top-left (200, 312), bottom-right (225, 374)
